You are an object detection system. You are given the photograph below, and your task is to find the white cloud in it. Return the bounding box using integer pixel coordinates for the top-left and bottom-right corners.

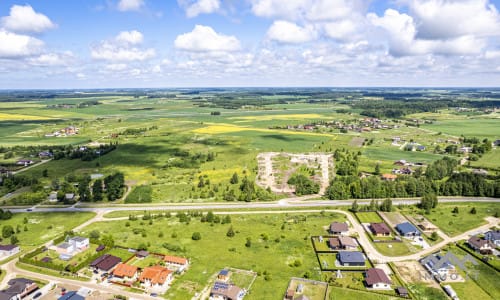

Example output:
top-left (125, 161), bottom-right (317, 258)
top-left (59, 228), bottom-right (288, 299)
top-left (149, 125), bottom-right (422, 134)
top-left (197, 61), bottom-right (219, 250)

top-left (28, 52), bottom-right (74, 66)
top-left (174, 25), bottom-right (240, 52)
top-left (91, 31), bottom-right (155, 62)
top-left (105, 63), bottom-right (128, 71)
top-left (251, 0), bottom-right (307, 20)
top-left (306, 0), bottom-right (366, 21)
top-left (115, 30), bottom-right (143, 45)
top-left (117, 0), bottom-right (144, 12)
top-left (1, 5), bottom-right (55, 33)
top-left (485, 50), bottom-right (500, 59)
top-left (266, 21), bottom-right (316, 43)
top-left (0, 29), bottom-right (44, 58)
top-left (179, 0), bottom-right (221, 18)
top-left (323, 20), bottom-right (358, 41)
top-left (409, 0), bottom-right (500, 40)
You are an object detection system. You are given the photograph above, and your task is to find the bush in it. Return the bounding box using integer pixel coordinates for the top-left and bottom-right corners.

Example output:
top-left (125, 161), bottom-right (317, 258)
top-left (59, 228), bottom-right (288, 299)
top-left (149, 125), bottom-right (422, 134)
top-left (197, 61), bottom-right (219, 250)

top-left (192, 232), bottom-right (201, 240)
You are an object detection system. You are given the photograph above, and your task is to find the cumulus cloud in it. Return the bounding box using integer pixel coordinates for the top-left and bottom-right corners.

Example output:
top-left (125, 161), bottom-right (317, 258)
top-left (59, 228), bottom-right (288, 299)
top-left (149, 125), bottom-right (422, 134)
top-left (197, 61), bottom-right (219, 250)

top-left (0, 29), bottom-right (44, 58)
top-left (267, 21), bottom-right (316, 43)
top-left (409, 0), bottom-right (500, 40)
top-left (27, 52), bottom-right (74, 66)
top-left (1, 5), bottom-right (56, 33)
top-left (115, 30), bottom-right (143, 45)
top-left (174, 25), bottom-right (240, 52)
top-left (179, 0), bottom-right (221, 18)
top-left (117, 0), bottom-right (144, 12)
top-left (91, 31), bottom-right (155, 61)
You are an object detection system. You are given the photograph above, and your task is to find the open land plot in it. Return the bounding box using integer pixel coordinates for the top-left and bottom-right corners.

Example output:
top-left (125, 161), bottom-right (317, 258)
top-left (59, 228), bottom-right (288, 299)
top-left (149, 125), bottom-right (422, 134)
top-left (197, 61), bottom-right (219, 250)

top-left (422, 118), bottom-right (500, 139)
top-left (0, 212), bottom-right (95, 247)
top-left (79, 212), bottom-right (347, 300)
top-left (392, 261), bottom-right (438, 287)
top-left (355, 212), bottom-right (384, 224)
top-left (379, 212), bottom-right (408, 228)
top-left (328, 286), bottom-right (399, 300)
top-left (287, 278), bottom-right (328, 300)
top-left (470, 148), bottom-right (500, 169)
top-left (372, 241), bottom-right (416, 257)
top-left (402, 202), bottom-right (498, 236)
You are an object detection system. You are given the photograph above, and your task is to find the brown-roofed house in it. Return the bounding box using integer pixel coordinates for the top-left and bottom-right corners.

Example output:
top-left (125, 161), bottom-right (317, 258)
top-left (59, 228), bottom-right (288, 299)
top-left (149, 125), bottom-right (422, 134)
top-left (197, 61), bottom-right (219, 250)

top-left (418, 221), bottom-right (437, 232)
top-left (338, 236), bottom-right (357, 250)
top-left (328, 237), bottom-right (341, 250)
top-left (90, 254), bottom-right (121, 273)
top-left (112, 263), bottom-right (138, 280)
top-left (329, 222), bottom-right (349, 235)
top-left (381, 174), bottom-right (397, 181)
top-left (164, 255), bottom-right (188, 266)
top-left (468, 236), bottom-right (495, 254)
top-left (0, 278), bottom-right (38, 300)
top-left (139, 266), bottom-right (173, 287)
top-left (210, 282), bottom-right (243, 300)
top-left (370, 223), bottom-right (391, 236)
top-left (365, 268), bottom-right (392, 289)
top-left (396, 286), bottom-right (409, 297)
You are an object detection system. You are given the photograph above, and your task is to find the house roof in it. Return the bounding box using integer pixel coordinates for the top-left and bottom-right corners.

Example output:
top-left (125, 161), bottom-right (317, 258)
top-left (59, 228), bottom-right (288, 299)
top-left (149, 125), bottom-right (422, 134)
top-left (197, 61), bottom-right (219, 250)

top-left (0, 244), bottom-right (19, 251)
top-left (365, 268), bottom-right (392, 286)
top-left (370, 222), bottom-right (391, 234)
top-left (219, 269), bottom-right (229, 276)
top-left (486, 230), bottom-right (500, 241)
top-left (113, 263), bottom-right (138, 278)
top-left (0, 278), bottom-right (36, 300)
top-left (381, 173), bottom-right (397, 180)
top-left (90, 254), bottom-right (121, 271)
top-left (211, 282), bottom-right (242, 300)
top-left (57, 291), bottom-right (85, 300)
top-left (338, 236), bottom-right (357, 248)
top-left (57, 242), bottom-right (73, 249)
top-left (164, 255), bottom-right (188, 265)
top-left (41, 256), bottom-right (52, 263)
top-left (468, 236), bottom-right (495, 249)
top-left (70, 236), bottom-right (88, 242)
top-left (136, 250), bottom-right (149, 257)
top-left (396, 222), bottom-right (419, 234)
top-left (139, 266), bottom-right (172, 285)
top-left (330, 222), bottom-right (348, 232)
top-left (328, 237), bottom-right (340, 247)
top-left (422, 253), bottom-right (454, 271)
top-left (338, 251), bottom-right (364, 264)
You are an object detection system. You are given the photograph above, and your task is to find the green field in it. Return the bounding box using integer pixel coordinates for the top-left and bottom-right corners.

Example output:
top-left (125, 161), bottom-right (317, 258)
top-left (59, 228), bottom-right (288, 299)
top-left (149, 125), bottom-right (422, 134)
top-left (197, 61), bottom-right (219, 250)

top-left (356, 212), bottom-right (384, 223)
top-left (422, 119), bottom-right (500, 139)
top-left (403, 202), bottom-right (497, 236)
top-left (79, 212), bottom-right (344, 299)
top-left (0, 212), bottom-right (95, 247)
top-left (328, 286), bottom-right (399, 300)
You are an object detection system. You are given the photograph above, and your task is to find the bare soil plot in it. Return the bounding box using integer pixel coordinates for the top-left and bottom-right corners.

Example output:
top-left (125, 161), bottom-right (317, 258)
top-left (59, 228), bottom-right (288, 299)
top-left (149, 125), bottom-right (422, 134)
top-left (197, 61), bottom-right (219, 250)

top-left (256, 152), bottom-right (333, 194)
top-left (379, 212), bottom-right (407, 228)
top-left (393, 261), bottom-right (439, 288)
top-left (349, 137), bottom-right (366, 147)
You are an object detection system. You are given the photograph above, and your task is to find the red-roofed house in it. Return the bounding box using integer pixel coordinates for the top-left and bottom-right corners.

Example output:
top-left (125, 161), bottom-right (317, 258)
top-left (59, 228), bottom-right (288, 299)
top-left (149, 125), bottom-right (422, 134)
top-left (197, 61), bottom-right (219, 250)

top-left (112, 263), bottom-right (138, 281)
top-left (164, 255), bottom-right (189, 271)
top-left (139, 266), bottom-right (173, 288)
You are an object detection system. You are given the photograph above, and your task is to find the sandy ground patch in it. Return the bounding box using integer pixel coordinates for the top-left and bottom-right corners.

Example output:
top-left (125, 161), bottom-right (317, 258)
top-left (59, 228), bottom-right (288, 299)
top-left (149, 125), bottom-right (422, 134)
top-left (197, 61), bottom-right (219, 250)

top-left (393, 261), bottom-right (439, 288)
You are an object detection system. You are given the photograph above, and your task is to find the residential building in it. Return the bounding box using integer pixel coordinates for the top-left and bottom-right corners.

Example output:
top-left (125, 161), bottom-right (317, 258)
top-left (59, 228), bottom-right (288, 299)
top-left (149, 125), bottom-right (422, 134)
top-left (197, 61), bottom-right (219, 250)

top-left (338, 236), bottom-right (357, 250)
top-left (329, 222), bottom-right (348, 235)
top-left (337, 251), bottom-right (365, 267)
top-left (421, 253), bottom-right (455, 278)
top-left (112, 263), bottom-right (138, 280)
top-left (16, 160), bottom-right (33, 166)
top-left (484, 230), bottom-right (500, 246)
top-left (70, 236), bottom-right (89, 251)
top-left (370, 223), bottom-right (391, 236)
top-left (218, 269), bottom-right (230, 281)
top-left (57, 291), bottom-right (85, 300)
top-left (365, 268), bottom-right (392, 289)
top-left (395, 222), bottom-right (421, 238)
top-left (135, 250), bottom-right (149, 258)
top-left (328, 237), bottom-right (341, 250)
top-left (164, 255), bottom-right (189, 271)
top-left (468, 236), bottom-right (495, 254)
top-left (48, 191), bottom-right (58, 202)
top-left (0, 245), bottom-right (20, 257)
top-left (90, 254), bottom-right (121, 273)
top-left (381, 174), bottom-right (397, 181)
top-left (0, 278), bottom-right (38, 300)
top-left (210, 281), bottom-right (244, 300)
top-left (139, 266), bottom-right (173, 288)
top-left (418, 221), bottom-right (437, 232)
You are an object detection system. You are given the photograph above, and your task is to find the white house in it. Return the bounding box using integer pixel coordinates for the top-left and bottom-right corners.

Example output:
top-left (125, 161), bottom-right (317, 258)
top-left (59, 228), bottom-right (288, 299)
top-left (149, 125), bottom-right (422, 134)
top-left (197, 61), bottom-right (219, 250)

top-left (365, 268), bottom-right (392, 290)
top-left (69, 236), bottom-right (89, 251)
top-left (139, 266), bottom-right (173, 288)
top-left (0, 245), bottom-right (20, 257)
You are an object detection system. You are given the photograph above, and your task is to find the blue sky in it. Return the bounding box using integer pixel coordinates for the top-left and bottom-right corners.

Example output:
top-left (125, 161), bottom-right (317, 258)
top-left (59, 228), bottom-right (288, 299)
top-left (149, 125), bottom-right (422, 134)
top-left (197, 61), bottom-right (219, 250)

top-left (0, 0), bottom-right (500, 88)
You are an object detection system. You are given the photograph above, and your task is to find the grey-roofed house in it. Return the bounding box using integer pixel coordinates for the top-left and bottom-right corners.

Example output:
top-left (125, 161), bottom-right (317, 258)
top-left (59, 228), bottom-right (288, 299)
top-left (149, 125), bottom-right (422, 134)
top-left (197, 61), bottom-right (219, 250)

top-left (0, 278), bottom-right (38, 300)
top-left (421, 253), bottom-right (455, 278)
top-left (338, 251), bottom-right (365, 266)
top-left (484, 230), bottom-right (500, 246)
top-left (0, 244), bottom-right (20, 257)
top-left (395, 222), bottom-right (420, 237)
top-left (90, 254), bottom-right (121, 273)
top-left (468, 236), bottom-right (495, 254)
top-left (329, 222), bottom-right (349, 235)
top-left (58, 291), bottom-right (85, 300)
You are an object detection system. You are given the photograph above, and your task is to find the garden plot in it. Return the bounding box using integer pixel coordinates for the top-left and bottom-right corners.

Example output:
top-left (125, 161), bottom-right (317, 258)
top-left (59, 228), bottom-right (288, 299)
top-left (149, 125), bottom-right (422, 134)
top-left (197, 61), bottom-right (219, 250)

top-left (256, 152), bottom-right (333, 194)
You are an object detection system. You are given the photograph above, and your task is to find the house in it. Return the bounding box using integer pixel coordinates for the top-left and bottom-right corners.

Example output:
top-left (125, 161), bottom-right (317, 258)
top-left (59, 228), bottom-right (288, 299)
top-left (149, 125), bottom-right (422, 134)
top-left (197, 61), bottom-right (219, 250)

top-left (337, 251), bottom-right (365, 267)
top-left (365, 268), bottom-right (392, 289)
top-left (284, 289), bottom-right (295, 300)
top-left (418, 221), bottom-right (437, 232)
top-left (96, 245), bottom-right (105, 252)
top-left (484, 230), bottom-right (500, 246)
top-left (38, 151), bottom-right (53, 159)
top-left (0, 278), bottom-right (38, 300)
top-left (90, 254), bottom-right (121, 273)
top-left (56, 242), bottom-right (74, 258)
top-left (393, 159), bottom-right (406, 166)
top-left (328, 237), bottom-right (341, 250)
top-left (57, 291), bottom-right (85, 300)
top-left (139, 266), bottom-right (173, 288)
top-left (416, 145), bottom-right (426, 151)
top-left (218, 269), bottom-right (230, 281)
top-left (210, 281), bottom-right (243, 300)
top-left (48, 191), bottom-right (58, 202)
top-left (296, 284), bottom-right (304, 293)
top-left (0, 244), bottom-right (20, 257)
top-left (421, 253), bottom-right (455, 278)
top-left (136, 250), bottom-right (149, 258)
top-left (396, 287), bottom-right (408, 297)
top-left (370, 223), bottom-right (391, 236)
top-left (16, 159), bottom-right (33, 166)
top-left (65, 193), bottom-right (75, 201)
top-left (458, 146), bottom-right (472, 153)
top-left (70, 236), bottom-right (89, 251)
top-left (468, 236), bottom-right (495, 254)
top-left (329, 222), bottom-right (348, 235)
top-left (395, 222), bottom-right (421, 238)
top-left (338, 236), bottom-right (358, 250)
top-left (494, 139), bottom-right (500, 146)
top-left (163, 255), bottom-right (189, 271)
top-left (41, 257), bottom-right (52, 263)
top-left (381, 174), bottom-right (397, 181)
top-left (112, 263), bottom-right (138, 280)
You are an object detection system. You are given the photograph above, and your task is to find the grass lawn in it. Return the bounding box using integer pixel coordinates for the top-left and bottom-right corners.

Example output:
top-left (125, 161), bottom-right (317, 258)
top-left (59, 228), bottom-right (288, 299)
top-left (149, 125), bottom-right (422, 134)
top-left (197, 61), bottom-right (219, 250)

top-left (470, 148), bottom-right (500, 169)
top-left (406, 283), bottom-right (448, 300)
top-left (107, 247), bottom-right (135, 262)
top-left (328, 286), bottom-right (398, 300)
top-left (79, 212), bottom-right (344, 300)
top-left (448, 281), bottom-right (493, 300)
top-left (227, 270), bottom-right (256, 290)
top-left (402, 202), bottom-right (498, 236)
top-left (356, 212), bottom-right (384, 223)
top-left (372, 241), bottom-right (415, 257)
top-left (129, 255), bottom-right (163, 268)
top-left (422, 118), bottom-right (500, 139)
top-left (311, 237), bottom-right (335, 252)
top-left (288, 279), bottom-right (327, 300)
top-left (0, 212), bottom-right (95, 247)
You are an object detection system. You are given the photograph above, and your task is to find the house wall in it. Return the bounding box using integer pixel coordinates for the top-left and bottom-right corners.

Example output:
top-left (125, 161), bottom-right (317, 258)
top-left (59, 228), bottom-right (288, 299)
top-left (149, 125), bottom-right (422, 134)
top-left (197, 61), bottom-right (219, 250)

top-left (372, 282), bottom-right (391, 289)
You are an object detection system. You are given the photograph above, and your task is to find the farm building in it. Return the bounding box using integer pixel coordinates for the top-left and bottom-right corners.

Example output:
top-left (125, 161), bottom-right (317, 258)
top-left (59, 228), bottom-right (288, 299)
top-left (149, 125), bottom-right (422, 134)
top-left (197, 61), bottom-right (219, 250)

top-left (395, 222), bottom-right (421, 237)
top-left (365, 268), bottom-right (392, 290)
top-left (337, 251), bottom-right (365, 267)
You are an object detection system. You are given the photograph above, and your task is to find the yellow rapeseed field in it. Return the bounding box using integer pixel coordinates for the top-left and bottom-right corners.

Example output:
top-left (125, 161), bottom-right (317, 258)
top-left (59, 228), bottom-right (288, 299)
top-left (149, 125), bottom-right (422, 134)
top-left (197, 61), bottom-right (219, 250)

top-left (0, 112), bottom-right (54, 121)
